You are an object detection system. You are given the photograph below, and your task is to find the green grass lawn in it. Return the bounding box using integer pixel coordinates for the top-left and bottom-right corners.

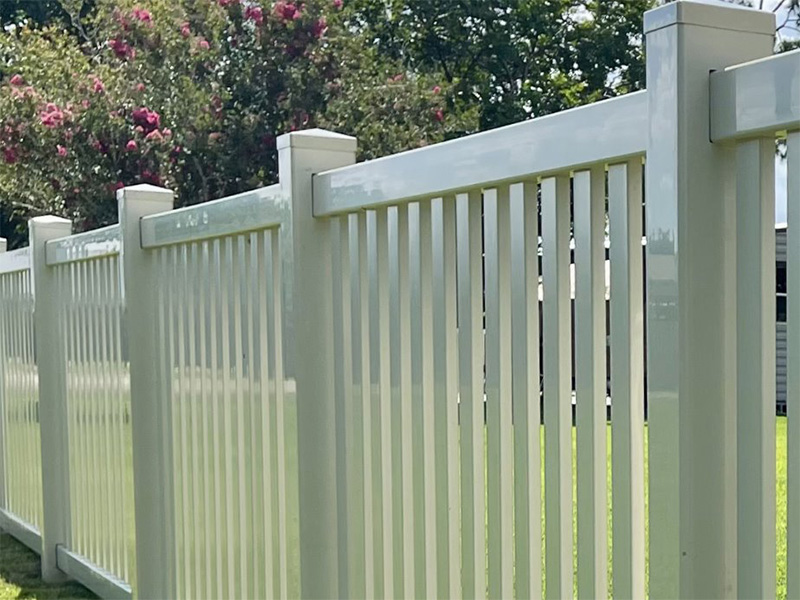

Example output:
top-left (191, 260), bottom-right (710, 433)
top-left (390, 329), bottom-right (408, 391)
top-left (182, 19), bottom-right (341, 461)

top-left (0, 533), bottom-right (96, 600)
top-left (0, 416), bottom-right (789, 599)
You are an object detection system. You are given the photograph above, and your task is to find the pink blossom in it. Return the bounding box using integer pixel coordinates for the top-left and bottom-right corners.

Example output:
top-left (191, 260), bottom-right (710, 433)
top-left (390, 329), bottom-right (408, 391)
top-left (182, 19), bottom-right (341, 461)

top-left (135, 83), bottom-right (146, 92)
top-left (145, 129), bottom-right (164, 142)
top-left (180, 22), bottom-right (191, 38)
top-left (91, 76), bottom-right (105, 94)
top-left (162, 128), bottom-right (172, 138)
top-left (81, 99), bottom-right (91, 109)
top-left (244, 6), bottom-right (264, 25)
top-left (131, 107), bottom-right (161, 132)
top-left (312, 17), bottom-right (327, 38)
top-left (131, 7), bottom-right (153, 24)
top-left (135, 125), bottom-right (145, 134)
top-left (40, 104), bottom-right (66, 128)
top-left (9, 74), bottom-right (24, 86)
top-left (333, 0), bottom-right (342, 8)
top-left (434, 108), bottom-right (444, 122)
top-left (198, 39), bottom-right (210, 50)
top-left (392, 73), bottom-right (404, 82)
top-left (172, 145), bottom-right (182, 154)
top-left (3, 147), bottom-right (17, 164)
top-left (108, 38), bottom-right (135, 60)
top-left (140, 170), bottom-right (161, 185)
top-left (432, 85), bottom-right (441, 94)
top-left (208, 132), bottom-right (222, 143)
top-left (126, 140), bottom-right (138, 151)
top-left (114, 181), bottom-right (125, 191)
top-left (56, 145), bottom-right (68, 157)
top-left (274, 2), bottom-right (298, 20)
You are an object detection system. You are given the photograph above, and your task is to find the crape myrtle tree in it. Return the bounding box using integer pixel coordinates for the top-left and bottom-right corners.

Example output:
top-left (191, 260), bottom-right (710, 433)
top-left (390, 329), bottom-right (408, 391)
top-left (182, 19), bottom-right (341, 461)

top-left (0, 0), bottom-right (468, 245)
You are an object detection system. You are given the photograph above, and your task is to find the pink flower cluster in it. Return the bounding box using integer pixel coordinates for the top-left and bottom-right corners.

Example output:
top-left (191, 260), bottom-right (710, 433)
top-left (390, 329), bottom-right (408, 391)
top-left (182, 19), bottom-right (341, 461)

top-left (274, 1), bottom-right (301, 20)
top-left (180, 22), bottom-right (191, 38)
top-left (131, 7), bottom-right (153, 25)
top-left (132, 107), bottom-right (161, 133)
top-left (56, 145), bottom-right (68, 157)
top-left (312, 17), bottom-right (327, 38)
top-left (91, 76), bottom-right (105, 94)
top-left (333, 0), bottom-right (342, 8)
top-left (108, 38), bottom-right (135, 60)
top-left (3, 147), bottom-right (17, 164)
top-left (40, 103), bottom-right (67, 128)
top-left (245, 5), bottom-right (264, 24)
top-left (9, 74), bottom-right (24, 86)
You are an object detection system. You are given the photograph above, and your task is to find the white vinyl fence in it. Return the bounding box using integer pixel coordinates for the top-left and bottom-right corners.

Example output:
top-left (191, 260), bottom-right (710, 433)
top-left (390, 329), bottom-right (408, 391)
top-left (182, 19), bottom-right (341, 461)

top-left (0, 2), bottom-right (798, 599)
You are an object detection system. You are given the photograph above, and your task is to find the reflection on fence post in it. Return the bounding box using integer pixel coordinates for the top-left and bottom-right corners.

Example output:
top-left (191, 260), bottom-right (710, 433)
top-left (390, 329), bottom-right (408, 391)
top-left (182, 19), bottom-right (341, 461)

top-left (643, 3), bottom-right (775, 598)
top-left (0, 235), bottom-right (6, 513)
top-left (30, 216), bottom-right (73, 582)
top-left (277, 129), bottom-right (356, 599)
top-left (118, 185), bottom-right (175, 599)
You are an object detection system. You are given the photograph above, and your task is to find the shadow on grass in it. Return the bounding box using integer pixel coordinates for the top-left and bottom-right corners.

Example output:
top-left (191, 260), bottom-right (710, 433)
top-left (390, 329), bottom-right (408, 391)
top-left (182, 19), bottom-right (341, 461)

top-left (0, 533), bottom-right (97, 600)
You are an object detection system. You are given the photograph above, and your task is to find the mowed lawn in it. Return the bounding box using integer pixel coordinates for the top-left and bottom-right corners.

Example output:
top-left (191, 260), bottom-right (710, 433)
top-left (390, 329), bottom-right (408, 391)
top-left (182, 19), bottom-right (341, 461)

top-left (0, 417), bottom-right (790, 599)
top-left (0, 533), bottom-right (95, 600)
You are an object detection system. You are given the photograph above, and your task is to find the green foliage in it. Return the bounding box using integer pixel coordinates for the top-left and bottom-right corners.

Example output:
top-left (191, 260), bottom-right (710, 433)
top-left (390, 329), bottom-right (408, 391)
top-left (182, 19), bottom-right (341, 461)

top-left (0, 0), bottom-right (474, 245)
top-left (340, 0), bottom-right (654, 129)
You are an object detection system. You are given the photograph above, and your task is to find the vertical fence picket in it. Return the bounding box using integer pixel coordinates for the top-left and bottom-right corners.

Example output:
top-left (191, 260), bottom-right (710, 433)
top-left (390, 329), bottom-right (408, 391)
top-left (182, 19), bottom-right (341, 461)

top-left (542, 174), bottom-right (573, 599)
top-left (574, 166), bottom-right (608, 599)
top-left (510, 181), bottom-right (542, 600)
top-left (332, 218), bottom-right (351, 597)
top-left (358, 210), bottom-right (376, 599)
top-left (395, 204), bottom-right (415, 596)
top-left (788, 130), bottom-right (800, 600)
top-left (377, 207), bottom-right (395, 597)
top-left (419, 199), bottom-right (438, 599)
top-left (387, 207), bottom-right (405, 598)
top-left (456, 190), bottom-right (486, 600)
top-left (431, 195), bottom-right (460, 599)
top-left (736, 138), bottom-right (777, 598)
top-left (348, 214), bottom-right (368, 599)
top-left (485, 186), bottom-right (514, 600)
top-left (609, 159), bottom-right (646, 600)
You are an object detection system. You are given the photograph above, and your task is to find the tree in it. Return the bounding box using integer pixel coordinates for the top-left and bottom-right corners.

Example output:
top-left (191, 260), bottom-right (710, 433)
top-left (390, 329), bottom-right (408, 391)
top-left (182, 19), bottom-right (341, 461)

top-left (0, 0), bottom-right (474, 247)
top-left (340, 0), bottom-right (654, 129)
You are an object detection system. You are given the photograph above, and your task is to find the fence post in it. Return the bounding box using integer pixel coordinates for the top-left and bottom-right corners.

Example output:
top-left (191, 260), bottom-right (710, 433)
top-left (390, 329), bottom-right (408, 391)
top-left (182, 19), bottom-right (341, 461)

top-left (643, 2), bottom-right (774, 598)
top-left (276, 129), bottom-right (356, 599)
top-left (0, 236), bottom-right (6, 513)
top-left (30, 216), bottom-right (73, 582)
top-left (118, 184), bottom-right (175, 599)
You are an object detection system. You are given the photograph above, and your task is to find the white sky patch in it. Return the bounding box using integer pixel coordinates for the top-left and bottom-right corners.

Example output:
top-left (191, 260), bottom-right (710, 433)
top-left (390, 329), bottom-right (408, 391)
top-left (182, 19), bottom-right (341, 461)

top-left (776, 154), bottom-right (789, 223)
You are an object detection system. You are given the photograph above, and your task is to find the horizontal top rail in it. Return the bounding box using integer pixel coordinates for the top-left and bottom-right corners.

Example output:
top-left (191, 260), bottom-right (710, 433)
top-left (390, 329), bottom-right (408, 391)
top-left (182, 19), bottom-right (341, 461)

top-left (0, 246), bottom-right (31, 275)
top-left (45, 224), bottom-right (121, 266)
top-left (140, 183), bottom-right (284, 249)
top-left (312, 90), bottom-right (647, 216)
top-left (710, 49), bottom-right (800, 142)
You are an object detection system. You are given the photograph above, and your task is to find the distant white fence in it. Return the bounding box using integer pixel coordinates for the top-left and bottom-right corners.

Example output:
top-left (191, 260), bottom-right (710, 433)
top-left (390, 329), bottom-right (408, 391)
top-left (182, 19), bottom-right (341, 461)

top-left (0, 1), bottom-right (798, 599)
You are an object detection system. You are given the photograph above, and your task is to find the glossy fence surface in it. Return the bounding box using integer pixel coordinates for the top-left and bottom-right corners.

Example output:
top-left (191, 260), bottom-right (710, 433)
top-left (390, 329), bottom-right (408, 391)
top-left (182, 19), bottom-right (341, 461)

top-left (787, 131), bottom-right (800, 600)
top-left (0, 9), bottom-right (795, 597)
top-left (0, 265), bottom-right (42, 531)
top-left (326, 161), bottom-right (647, 599)
top-left (152, 229), bottom-right (297, 599)
top-left (54, 254), bottom-right (135, 588)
